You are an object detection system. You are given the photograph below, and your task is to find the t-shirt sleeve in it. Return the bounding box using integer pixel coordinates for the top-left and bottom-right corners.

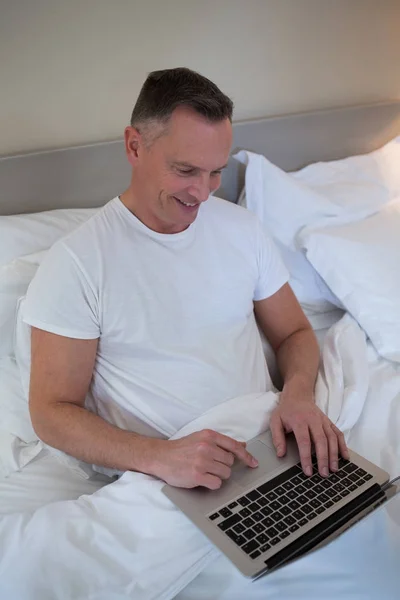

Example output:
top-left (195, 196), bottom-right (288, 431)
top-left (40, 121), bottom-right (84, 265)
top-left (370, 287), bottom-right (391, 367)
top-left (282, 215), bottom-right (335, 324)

top-left (23, 241), bottom-right (100, 339)
top-left (253, 220), bottom-right (290, 301)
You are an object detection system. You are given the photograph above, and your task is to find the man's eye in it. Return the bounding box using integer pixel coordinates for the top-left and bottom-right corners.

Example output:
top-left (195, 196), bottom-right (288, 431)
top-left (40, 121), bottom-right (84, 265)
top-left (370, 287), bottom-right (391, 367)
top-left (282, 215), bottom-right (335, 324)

top-left (178, 169), bottom-right (194, 175)
top-left (212, 171), bottom-right (222, 177)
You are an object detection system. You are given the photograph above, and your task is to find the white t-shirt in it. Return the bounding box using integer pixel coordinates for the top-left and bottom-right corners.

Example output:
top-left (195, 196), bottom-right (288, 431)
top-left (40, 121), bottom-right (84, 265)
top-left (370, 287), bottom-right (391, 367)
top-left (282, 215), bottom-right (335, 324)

top-left (24, 196), bottom-right (289, 437)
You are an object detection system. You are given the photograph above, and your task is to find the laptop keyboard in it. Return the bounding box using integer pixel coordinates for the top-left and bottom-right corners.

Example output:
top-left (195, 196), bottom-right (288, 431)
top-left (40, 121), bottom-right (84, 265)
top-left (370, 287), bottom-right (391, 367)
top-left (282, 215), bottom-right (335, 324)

top-left (208, 457), bottom-right (373, 560)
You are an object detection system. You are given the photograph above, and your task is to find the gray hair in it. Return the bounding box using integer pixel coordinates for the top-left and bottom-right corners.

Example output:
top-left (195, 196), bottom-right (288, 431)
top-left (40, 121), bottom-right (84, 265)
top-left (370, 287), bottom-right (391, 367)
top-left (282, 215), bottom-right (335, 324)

top-left (130, 67), bottom-right (233, 144)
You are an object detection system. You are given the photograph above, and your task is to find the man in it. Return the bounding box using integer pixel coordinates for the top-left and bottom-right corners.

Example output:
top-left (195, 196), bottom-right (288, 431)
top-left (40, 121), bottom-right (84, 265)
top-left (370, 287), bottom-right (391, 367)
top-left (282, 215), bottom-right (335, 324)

top-left (26, 67), bottom-right (348, 491)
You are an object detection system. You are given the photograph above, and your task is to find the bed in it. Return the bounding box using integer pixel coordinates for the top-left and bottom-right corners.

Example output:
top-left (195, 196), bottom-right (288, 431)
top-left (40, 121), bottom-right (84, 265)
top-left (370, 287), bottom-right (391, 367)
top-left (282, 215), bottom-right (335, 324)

top-left (1, 101), bottom-right (400, 599)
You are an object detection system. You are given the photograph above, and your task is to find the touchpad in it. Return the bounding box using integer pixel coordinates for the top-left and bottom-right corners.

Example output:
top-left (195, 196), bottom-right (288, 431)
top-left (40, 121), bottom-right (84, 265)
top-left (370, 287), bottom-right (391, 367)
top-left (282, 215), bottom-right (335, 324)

top-left (231, 440), bottom-right (292, 488)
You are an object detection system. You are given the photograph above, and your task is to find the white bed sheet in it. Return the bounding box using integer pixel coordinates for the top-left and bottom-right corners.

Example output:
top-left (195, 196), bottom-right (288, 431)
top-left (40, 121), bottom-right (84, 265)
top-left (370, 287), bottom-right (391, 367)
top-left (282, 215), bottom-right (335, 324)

top-left (0, 314), bottom-right (399, 599)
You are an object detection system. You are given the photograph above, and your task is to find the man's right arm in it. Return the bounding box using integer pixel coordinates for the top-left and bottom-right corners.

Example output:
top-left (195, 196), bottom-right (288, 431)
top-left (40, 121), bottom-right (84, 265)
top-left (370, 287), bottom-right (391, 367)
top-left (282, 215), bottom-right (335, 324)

top-left (29, 327), bottom-right (256, 488)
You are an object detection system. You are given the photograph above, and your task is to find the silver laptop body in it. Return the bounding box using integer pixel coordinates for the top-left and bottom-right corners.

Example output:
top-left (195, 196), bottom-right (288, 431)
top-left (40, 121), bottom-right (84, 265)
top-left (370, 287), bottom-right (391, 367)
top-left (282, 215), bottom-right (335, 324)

top-left (162, 431), bottom-right (391, 579)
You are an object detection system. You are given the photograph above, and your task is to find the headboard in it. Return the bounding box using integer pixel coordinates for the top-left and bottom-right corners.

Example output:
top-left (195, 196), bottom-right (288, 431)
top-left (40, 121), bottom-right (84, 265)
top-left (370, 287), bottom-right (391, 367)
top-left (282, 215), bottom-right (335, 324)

top-left (1, 101), bottom-right (399, 215)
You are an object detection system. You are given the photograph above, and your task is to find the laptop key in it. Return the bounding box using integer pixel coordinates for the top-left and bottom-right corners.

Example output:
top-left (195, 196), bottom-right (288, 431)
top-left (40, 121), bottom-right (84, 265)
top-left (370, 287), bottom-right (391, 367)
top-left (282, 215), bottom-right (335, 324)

top-left (233, 523), bottom-right (245, 534)
top-left (249, 502), bottom-right (261, 513)
top-left (243, 529), bottom-right (257, 540)
top-left (270, 537), bottom-right (281, 546)
top-left (280, 530), bottom-right (290, 539)
top-left (209, 513), bottom-right (219, 521)
top-left (348, 484), bottom-right (357, 492)
top-left (355, 479), bottom-right (365, 487)
top-left (238, 496), bottom-right (251, 507)
top-left (275, 486), bottom-right (286, 496)
top-left (332, 496), bottom-right (341, 504)
top-left (289, 524), bottom-right (300, 533)
top-left (250, 550), bottom-right (261, 560)
top-left (254, 523), bottom-right (264, 534)
top-left (310, 499), bottom-right (321, 509)
top-left (242, 540), bottom-right (259, 554)
top-left (355, 468), bottom-right (367, 478)
top-left (324, 500), bottom-right (334, 509)
top-left (256, 533), bottom-right (269, 545)
top-left (279, 495), bottom-right (291, 505)
top-left (337, 470), bottom-right (348, 479)
top-left (243, 517), bottom-right (255, 528)
top-left (319, 493), bottom-right (329, 503)
top-left (307, 511), bottom-right (317, 520)
top-left (302, 504), bottom-right (313, 515)
top-left (305, 490), bottom-right (314, 501)
top-left (257, 496), bottom-right (268, 507)
top-left (333, 483), bottom-right (345, 493)
top-left (271, 511), bottom-right (284, 522)
top-left (303, 479), bottom-right (313, 489)
top-left (340, 489), bottom-right (350, 497)
top-left (363, 473), bottom-right (373, 481)
top-left (280, 506), bottom-right (291, 516)
top-left (262, 517), bottom-right (274, 528)
top-left (283, 482), bottom-right (292, 492)
top-left (228, 502), bottom-right (238, 510)
top-left (275, 521), bottom-right (287, 532)
top-left (298, 518), bottom-right (308, 527)
top-left (253, 512), bottom-right (264, 522)
top-left (293, 509), bottom-right (305, 520)
top-left (284, 515), bottom-right (296, 526)
top-left (218, 514), bottom-right (241, 531)
top-left (261, 506), bottom-right (273, 517)
top-left (343, 463), bottom-right (357, 474)
top-left (239, 508), bottom-right (251, 518)
top-left (296, 484), bottom-right (306, 494)
top-left (315, 506), bottom-right (325, 515)
top-left (321, 479), bottom-right (332, 489)
top-left (286, 490), bottom-right (297, 500)
top-left (226, 530), bottom-right (247, 545)
top-left (313, 484), bottom-right (324, 494)
top-left (329, 474), bottom-right (340, 483)
top-left (246, 490), bottom-right (261, 502)
top-left (270, 501), bottom-right (281, 511)
top-left (260, 543), bottom-right (271, 553)
top-left (326, 488), bottom-right (336, 498)
top-left (219, 507), bottom-right (232, 518)
top-left (291, 476), bottom-right (302, 486)
top-left (265, 526), bottom-right (278, 538)
top-left (266, 491), bottom-right (278, 502)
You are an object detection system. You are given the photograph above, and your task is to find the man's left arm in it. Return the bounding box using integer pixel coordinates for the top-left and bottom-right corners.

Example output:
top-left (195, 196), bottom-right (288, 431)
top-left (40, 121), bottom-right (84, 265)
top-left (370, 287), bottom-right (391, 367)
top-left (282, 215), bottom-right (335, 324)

top-left (254, 283), bottom-right (349, 478)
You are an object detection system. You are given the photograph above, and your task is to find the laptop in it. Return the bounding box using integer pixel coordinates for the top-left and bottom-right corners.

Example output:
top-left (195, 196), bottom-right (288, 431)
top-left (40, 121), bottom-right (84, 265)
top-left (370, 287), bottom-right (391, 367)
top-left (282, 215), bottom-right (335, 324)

top-left (162, 430), bottom-right (395, 579)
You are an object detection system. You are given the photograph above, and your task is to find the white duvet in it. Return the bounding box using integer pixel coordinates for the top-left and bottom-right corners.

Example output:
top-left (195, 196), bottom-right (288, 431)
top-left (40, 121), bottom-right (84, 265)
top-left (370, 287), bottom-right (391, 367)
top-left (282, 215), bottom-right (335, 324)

top-left (0, 313), bottom-right (399, 600)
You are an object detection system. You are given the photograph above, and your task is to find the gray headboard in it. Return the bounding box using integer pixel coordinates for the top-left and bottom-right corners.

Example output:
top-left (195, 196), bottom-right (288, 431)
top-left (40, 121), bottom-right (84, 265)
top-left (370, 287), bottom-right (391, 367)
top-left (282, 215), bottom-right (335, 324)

top-left (1, 101), bottom-right (400, 215)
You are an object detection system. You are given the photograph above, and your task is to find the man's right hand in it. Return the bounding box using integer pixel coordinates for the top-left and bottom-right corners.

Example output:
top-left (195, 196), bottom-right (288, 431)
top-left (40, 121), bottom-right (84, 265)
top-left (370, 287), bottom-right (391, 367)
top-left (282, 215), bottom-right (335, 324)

top-left (148, 429), bottom-right (259, 490)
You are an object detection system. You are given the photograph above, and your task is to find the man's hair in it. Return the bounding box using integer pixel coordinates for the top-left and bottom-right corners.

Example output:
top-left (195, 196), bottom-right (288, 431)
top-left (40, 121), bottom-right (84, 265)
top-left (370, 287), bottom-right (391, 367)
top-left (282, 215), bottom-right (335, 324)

top-left (130, 67), bottom-right (233, 144)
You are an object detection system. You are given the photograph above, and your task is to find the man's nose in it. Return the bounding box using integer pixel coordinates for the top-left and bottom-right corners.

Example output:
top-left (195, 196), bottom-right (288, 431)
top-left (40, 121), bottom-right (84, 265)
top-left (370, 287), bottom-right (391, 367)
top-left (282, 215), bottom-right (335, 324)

top-left (189, 175), bottom-right (212, 203)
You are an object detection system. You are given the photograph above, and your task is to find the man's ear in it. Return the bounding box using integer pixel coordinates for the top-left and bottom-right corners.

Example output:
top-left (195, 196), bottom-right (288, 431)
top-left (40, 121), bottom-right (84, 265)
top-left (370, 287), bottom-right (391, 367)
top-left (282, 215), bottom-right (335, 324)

top-left (124, 126), bottom-right (141, 167)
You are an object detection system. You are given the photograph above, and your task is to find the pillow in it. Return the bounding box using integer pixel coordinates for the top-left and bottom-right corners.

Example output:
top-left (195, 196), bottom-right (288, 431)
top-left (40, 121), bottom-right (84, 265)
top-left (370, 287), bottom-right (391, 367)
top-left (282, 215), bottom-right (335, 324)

top-left (299, 199), bottom-right (400, 363)
top-left (0, 207), bottom-right (98, 267)
top-left (0, 251), bottom-right (44, 358)
top-left (234, 136), bottom-right (400, 312)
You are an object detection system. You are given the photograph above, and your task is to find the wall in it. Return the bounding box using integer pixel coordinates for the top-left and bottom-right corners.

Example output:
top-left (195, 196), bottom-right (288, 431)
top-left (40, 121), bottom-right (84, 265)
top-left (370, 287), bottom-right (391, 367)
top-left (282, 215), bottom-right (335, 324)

top-left (0, 0), bottom-right (399, 156)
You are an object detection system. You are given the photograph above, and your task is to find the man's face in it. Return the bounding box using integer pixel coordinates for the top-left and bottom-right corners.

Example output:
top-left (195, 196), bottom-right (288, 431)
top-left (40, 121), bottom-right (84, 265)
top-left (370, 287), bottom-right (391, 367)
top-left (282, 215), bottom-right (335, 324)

top-left (125, 107), bottom-right (232, 234)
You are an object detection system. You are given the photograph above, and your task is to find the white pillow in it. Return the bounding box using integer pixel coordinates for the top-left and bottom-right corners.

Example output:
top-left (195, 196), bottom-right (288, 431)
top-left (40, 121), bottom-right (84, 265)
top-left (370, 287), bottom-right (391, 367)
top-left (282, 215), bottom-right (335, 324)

top-left (0, 207), bottom-right (98, 267)
top-left (299, 199), bottom-right (400, 363)
top-left (234, 136), bottom-right (400, 312)
top-left (0, 252), bottom-right (44, 358)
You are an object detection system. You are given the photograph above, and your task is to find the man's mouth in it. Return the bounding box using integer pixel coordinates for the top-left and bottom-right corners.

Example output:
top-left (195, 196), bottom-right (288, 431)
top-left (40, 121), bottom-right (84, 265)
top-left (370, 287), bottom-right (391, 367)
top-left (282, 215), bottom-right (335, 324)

top-left (173, 196), bottom-right (199, 209)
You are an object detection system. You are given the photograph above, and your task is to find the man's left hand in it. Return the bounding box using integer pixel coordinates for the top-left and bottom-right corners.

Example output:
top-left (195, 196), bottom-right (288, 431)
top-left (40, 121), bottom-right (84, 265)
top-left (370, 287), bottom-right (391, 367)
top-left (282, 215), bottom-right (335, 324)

top-left (269, 391), bottom-right (350, 477)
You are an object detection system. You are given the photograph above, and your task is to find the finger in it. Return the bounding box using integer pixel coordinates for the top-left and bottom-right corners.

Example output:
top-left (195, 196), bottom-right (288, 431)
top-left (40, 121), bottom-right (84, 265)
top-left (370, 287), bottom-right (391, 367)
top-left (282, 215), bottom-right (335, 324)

top-left (211, 447), bottom-right (235, 467)
top-left (331, 424), bottom-right (350, 460)
top-left (323, 421), bottom-right (339, 471)
top-left (269, 413), bottom-right (286, 457)
top-left (197, 473), bottom-right (222, 490)
top-left (293, 425), bottom-right (313, 476)
top-left (212, 432), bottom-right (258, 467)
top-left (205, 459), bottom-right (232, 481)
top-left (310, 424), bottom-right (329, 477)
